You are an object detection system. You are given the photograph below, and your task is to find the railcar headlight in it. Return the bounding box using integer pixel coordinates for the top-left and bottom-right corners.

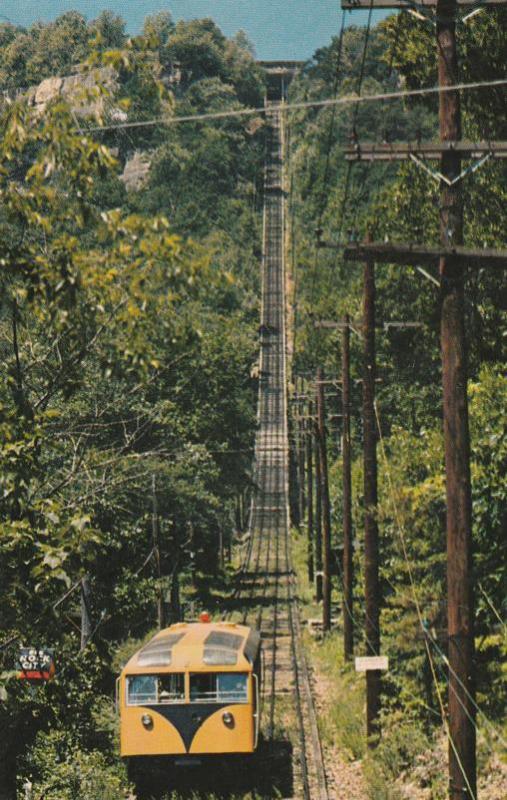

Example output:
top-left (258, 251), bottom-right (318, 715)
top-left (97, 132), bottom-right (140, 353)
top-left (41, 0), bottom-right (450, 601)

top-left (222, 711), bottom-right (235, 728)
top-left (141, 713), bottom-right (153, 729)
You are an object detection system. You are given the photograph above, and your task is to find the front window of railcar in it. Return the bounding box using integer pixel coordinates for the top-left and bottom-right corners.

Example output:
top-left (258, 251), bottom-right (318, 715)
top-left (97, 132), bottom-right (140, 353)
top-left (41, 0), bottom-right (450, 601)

top-left (190, 672), bottom-right (248, 703)
top-left (127, 673), bottom-right (185, 705)
top-left (127, 675), bottom-right (157, 705)
top-left (158, 673), bottom-right (185, 703)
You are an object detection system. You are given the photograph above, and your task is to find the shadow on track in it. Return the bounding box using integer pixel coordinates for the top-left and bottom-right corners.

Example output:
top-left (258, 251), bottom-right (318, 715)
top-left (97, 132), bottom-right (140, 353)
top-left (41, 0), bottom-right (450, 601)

top-left (131, 739), bottom-right (293, 799)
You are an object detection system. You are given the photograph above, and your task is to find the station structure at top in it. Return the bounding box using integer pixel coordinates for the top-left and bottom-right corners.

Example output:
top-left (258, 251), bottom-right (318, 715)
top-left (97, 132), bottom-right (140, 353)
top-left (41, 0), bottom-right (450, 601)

top-left (258, 61), bottom-right (305, 101)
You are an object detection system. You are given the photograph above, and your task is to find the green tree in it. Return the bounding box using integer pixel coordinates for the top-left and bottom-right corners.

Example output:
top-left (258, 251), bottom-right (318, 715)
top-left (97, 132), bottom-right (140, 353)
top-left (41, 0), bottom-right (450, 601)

top-left (90, 11), bottom-right (126, 50)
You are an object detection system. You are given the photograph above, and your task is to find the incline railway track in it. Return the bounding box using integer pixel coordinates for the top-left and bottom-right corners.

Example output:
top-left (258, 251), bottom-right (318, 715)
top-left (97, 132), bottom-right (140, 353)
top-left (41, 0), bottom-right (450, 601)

top-left (229, 103), bottom-right (329, 800)
top-left (139, 102), bottom-right (329, 800)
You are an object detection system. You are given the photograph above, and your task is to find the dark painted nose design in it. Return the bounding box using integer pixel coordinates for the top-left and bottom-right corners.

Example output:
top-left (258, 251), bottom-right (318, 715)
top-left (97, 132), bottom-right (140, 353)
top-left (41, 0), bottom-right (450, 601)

top-left (149, 703), bottom-right (230, 751)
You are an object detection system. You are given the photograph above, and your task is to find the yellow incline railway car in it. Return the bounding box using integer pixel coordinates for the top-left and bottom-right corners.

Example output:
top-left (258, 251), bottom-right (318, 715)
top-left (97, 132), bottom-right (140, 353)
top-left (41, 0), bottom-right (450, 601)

top-left (118, 619), bottom-right (261, 764)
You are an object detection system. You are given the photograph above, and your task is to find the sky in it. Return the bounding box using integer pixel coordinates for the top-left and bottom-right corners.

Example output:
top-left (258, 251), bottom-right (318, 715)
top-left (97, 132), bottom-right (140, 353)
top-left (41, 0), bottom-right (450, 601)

top-left (1, 1), bottom-right (386, 61)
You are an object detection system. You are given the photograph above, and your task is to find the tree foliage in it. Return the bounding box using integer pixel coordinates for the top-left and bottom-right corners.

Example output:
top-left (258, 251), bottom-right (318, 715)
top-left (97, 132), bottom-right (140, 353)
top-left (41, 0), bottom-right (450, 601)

top-left (287, 13), bottom-right (506, 781)
top-left (0, 12), bottom-right (264, 792)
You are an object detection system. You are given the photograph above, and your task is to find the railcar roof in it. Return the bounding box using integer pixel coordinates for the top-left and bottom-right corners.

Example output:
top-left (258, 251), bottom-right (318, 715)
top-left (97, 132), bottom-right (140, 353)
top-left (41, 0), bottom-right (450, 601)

top-left (123, 622), bottom-right (261, 674)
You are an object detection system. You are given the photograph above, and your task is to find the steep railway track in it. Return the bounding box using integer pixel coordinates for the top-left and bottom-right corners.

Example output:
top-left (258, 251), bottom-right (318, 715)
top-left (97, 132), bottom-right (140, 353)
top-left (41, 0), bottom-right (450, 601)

top-left (230, 103), bottom-right (330, 800)
top-left (128, 101), bottom-right (328, 800)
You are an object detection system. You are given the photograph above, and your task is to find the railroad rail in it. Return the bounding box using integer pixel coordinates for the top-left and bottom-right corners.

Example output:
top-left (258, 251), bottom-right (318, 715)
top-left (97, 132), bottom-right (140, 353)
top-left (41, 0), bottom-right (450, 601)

top-left (230, 103), bottom-right (330, 800)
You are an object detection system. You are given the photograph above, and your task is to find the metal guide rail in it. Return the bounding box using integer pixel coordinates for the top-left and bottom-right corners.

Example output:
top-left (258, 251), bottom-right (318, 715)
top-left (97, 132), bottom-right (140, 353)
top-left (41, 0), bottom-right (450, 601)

top-left (230, 103), bottom-right (329, 800)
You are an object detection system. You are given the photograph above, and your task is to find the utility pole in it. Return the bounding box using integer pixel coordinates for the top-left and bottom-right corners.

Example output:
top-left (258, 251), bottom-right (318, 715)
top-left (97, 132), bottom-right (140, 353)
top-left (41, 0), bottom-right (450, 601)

top-left (335, 0), bottom-right (507, 782)
top-left (314, 411), bottom-right (323, 603)
top-left (152, 474), bottom-right (166, 630)
top-left (306, 400), bottom-right (315, 583)
top-left (236, 494), bottom-right (242, 533)
top-left (437, 1), bottom-right (476, 796)
top-left (218, 526), bottom-right (224, 570)
top-left (170, 564), bottom-right (182, 623)
top-left (298, 378), bottom-right (307, 525)
top-left (363, 252), bottom-right (381, 743)
top-left (289, 412), bottom-right (301, 528)
top-left (342, 314), bottom-right (354, 660)
top-left (80, 575), bottom-right (92, 651)
top-left (317, 367), bottom-right (332, 632)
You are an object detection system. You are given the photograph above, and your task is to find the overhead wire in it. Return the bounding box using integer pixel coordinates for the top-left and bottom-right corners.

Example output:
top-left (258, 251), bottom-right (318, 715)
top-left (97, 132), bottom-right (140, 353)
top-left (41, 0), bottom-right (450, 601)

top-left (373, 399), bottom-right (503, 792)
top-left (336, 0), bottom-right (375, 246)
top-left (335, 6), bottom-right (505, 766)
top-left (297, 379), bottom-right (379, 654)
top-left (301, 9), bottom-right (376, 639)
top-left (75, 78), bottom-right (507, 133)
top-left (383, 511), bottom-right (507, 751)
top-left (0, 579), bottom-right (82, 653)
top-left (477, 582), bottom-right (506, 631)
top-left (0, 538), bottom-right (157, 657)
top-left (344, 5), bottom-right (412, 244)
top-left (373, 398), bottom-right (475, 796)
top-left (427, 632), bottom-right (507, 749)
top-left (297, 0), bottom-right (504, 742)
top-left (305, 8), bottom-right (348, 358)
top-left (2, 19), bottom-right (503, 762)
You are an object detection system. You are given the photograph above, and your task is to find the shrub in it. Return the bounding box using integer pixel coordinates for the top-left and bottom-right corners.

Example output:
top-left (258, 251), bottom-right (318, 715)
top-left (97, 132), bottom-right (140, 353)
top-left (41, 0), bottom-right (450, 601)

top-left (18, 729), bottom-right (130, 800)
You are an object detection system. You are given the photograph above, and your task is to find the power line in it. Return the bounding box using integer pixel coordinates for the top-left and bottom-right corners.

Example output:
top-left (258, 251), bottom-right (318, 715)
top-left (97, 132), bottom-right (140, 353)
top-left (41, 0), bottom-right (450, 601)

top-left (336, 0), bottom-right (375, 247)
top-left (0, 579), bottom-right (82, 653)
top-left (477, 581), bottom-right (506, 631)
top-left (427, 633), bottom-right (507, 750)
top-left (306, 10), bottom-right (348, 348)
top-left (81, 78), bottom-right (507, 133)
top-left (373, 399), bottom-right (484, 797)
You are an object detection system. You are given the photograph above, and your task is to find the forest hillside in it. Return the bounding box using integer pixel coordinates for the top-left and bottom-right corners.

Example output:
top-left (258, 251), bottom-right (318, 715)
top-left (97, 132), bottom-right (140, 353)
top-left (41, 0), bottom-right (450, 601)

top-left (0, 11), bottom-right (265, 795)
top-left (286, 12), bottom-right (506, 798)
top-left (0, 7), bottom-right (504, 800)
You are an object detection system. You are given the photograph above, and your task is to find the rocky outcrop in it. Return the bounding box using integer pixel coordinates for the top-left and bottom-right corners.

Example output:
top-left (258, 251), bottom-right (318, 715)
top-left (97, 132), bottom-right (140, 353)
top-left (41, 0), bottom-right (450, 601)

top-left (32, 76), bottom-right (63, 107)
top-left (27, 68), bottom-right (152, 191)
top-left (29, 67), bottom-right (126, 122)
top-left (120, 151), bottom-right (152, 191)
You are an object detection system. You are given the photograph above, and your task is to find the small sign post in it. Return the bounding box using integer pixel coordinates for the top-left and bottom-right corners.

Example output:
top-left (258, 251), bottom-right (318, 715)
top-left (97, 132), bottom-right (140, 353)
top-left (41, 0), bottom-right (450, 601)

top-left (355, 655), bottom-right (389, 672)
top-left (17, 648), bottom-right (55, 682)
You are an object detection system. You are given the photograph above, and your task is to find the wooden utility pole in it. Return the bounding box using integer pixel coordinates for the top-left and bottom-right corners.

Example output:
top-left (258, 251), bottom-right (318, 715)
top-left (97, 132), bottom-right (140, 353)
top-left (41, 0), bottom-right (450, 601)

top-left (152, 474), bottom-right (166, 630)
top-left (170, 566), bottom-right (182, 623)
top-left (218, 527), bottom-right (224, 570)
top-left (314, 412), bottom-right (323, 603)
top-left (306, 400), bottom-right (315, 583)
top-left (289, 413), bottom-right (301, 527)
top-left (363, 253), bottom-right (381, 742)
top-left (342, 314), bottom-right (354, 659)
top-left (80, 575), bottom-right (92, 650)
top-left (298, 379), bottom-right (307, 525)
top-left (236, 494), bottom-right (242, 533)
top-left (338, 0), bottom-right (506, 782)
top-left (437, 1), bottom-right (476, 796)
top-left (317, 367), bottom-right (332, 632)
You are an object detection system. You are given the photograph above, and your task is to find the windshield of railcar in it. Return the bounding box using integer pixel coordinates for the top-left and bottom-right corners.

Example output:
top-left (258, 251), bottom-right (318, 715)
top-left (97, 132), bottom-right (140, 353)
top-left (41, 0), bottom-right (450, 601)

top-left (127, 673), bottom-right (185, 705)
top-left (189, 672), bottom-right (248, 703)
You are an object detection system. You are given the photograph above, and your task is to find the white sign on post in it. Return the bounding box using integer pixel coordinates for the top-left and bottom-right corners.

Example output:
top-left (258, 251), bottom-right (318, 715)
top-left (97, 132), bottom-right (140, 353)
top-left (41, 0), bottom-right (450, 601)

top-left (355, 656), bottom-right (389, 672)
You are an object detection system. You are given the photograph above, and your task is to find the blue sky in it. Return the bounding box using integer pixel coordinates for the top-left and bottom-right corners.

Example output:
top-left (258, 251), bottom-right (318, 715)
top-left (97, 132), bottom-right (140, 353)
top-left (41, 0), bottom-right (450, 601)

top-left (2, 1), bottom-right (387, 60)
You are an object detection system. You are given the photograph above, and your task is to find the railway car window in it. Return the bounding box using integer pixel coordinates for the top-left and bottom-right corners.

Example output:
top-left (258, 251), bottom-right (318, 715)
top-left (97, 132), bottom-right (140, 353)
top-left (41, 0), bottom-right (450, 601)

top-left (217, 673), bottom-right (248, 702)
top-left (190, 673), bottom-right (248, 703)
top-left (127, 674), bottom-right (185, 705)
top-left (127, 675), bottom-right (157, 705)
top-left (190, 673), bottom-right (215, 701)
top-left (158, 673), bottom-right (185, 703)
